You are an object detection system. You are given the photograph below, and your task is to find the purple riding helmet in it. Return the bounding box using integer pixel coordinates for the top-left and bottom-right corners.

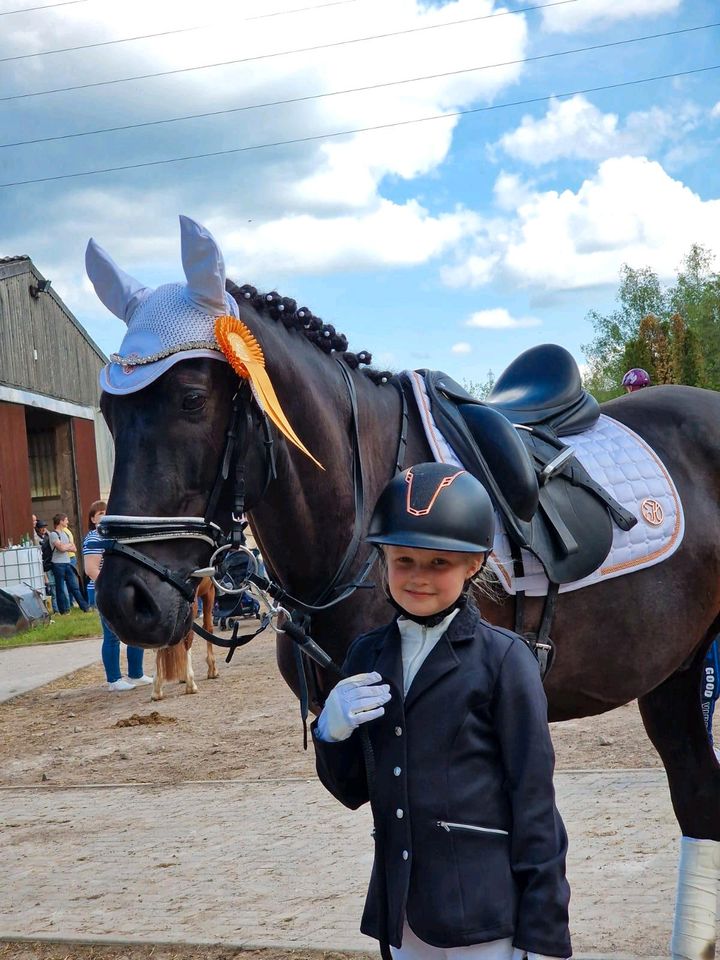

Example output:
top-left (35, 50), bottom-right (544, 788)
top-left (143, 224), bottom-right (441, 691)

top-left (622, 368), bottom-right (651, 392)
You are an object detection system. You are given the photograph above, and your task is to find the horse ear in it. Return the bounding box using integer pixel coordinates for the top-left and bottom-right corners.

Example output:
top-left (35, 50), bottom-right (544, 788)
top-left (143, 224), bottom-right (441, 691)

top-left (85, 238), bottom-right (151, 324)
top-left (179, 215), bottom-right (234, 316)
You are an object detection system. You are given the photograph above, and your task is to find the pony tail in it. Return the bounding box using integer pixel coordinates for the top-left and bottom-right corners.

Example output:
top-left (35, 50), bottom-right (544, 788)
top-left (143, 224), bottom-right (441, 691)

top-left (156, 643), bottom-right (189, 682)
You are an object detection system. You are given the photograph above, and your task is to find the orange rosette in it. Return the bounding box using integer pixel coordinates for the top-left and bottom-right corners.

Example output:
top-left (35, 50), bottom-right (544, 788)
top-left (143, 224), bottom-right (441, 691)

top-left (215, 315), bottom-right (323, 470)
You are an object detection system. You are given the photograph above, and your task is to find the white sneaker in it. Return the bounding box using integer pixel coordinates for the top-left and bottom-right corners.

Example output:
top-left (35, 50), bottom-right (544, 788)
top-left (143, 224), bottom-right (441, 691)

top-left (108, 678), bottom-right (136, 691)
top-left (128, 675), bottom-right (153, 686)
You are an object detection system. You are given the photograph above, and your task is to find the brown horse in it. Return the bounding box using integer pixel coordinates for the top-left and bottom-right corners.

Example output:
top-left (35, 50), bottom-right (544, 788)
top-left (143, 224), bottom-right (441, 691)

top-left (151, 576), bottom-right (217, 701)
top-left (97, 283), bottom-right (720, 954)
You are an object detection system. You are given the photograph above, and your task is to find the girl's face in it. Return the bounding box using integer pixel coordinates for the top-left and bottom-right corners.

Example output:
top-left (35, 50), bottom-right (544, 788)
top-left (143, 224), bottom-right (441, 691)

top-left (91, 510), bottom-right (106, 525)
top-left (384, 545), bottom-right (483, 617)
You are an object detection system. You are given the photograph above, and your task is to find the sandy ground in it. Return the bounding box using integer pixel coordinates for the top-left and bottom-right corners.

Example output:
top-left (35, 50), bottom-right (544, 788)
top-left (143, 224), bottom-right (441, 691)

top-left (0, 625), bottom-right (667, 789)
top-left (1, 624), bottom-right (716, 960)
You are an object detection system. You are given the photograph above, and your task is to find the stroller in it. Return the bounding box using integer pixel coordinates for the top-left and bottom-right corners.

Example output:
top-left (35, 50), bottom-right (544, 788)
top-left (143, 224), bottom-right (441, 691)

top-left (212, 549), bottom-right (261, 631)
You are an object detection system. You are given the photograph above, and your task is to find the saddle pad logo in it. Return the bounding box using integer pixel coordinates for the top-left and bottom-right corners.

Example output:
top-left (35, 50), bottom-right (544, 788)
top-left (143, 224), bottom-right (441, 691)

top-left (641, 497), bottom-right (664, 525)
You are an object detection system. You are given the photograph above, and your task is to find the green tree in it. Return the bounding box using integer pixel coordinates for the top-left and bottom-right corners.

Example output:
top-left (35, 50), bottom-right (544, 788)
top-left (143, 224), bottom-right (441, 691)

top-left (463, 369), bottom-right (495, 400)
top-left (583, 245), bottom-right (720, 398)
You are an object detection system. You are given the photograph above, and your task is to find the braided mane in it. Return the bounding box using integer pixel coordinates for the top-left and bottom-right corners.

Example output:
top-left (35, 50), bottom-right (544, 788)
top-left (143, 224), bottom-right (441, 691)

top-left (226, 279), bottom-right (393, 385)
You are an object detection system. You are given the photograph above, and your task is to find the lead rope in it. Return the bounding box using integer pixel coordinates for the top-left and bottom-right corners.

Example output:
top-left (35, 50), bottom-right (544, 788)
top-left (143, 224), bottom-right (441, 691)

top-left (282, 619), bottom-right (393, 960)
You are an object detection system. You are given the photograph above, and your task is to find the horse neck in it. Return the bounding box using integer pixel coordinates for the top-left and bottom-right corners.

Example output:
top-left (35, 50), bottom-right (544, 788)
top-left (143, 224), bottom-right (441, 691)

top-left (249, 370), bottom-right (419, 603)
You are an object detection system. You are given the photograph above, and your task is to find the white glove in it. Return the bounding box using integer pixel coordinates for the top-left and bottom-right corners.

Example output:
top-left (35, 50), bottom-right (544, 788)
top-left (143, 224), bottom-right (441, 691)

top-left (316, 672), bottom-right (391, 742)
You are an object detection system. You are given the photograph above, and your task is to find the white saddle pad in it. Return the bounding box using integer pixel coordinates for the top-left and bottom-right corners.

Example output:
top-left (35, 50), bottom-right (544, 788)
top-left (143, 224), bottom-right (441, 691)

top-left (406, 370), bottom-right (685, 597)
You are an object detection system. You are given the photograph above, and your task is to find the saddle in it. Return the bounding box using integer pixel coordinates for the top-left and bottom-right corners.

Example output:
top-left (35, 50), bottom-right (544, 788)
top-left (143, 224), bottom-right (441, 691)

top-left (414, 344), bottom-right (637, 586)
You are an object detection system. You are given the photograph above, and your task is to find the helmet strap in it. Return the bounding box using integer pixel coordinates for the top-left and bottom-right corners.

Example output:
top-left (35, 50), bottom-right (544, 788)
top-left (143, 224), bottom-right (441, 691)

top-left (390, 592), bottom-right (468, 628)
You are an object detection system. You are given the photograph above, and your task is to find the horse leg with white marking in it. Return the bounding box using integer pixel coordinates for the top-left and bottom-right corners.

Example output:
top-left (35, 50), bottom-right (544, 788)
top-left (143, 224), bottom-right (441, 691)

top-left (199, 577), bottom-right (218, 679)
top-left (639, 632), bottom-right (720, 960)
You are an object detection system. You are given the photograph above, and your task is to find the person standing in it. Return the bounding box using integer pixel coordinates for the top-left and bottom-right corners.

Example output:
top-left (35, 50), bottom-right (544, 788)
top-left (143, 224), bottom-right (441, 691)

top-left (313, 462), bottom-right (571, 960)
top-left (621, 368), bottom-right (650, 393)
top-left (49, 514), bottom-right (89, 614)
top-left (83, 501), bottom-right (152, 692)
top-left (36, 519), bottom-right (58, 614)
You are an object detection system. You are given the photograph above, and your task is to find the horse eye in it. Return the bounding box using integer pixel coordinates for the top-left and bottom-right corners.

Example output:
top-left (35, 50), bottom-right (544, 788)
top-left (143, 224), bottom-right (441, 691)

top-left (182, 392), bottom-right (207, 411)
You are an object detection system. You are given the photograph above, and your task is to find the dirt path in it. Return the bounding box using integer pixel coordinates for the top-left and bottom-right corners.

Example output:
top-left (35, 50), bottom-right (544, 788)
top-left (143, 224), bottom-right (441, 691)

top-left (0, 625), bottom-right (665, 788)
top-left (1, 626), bottom-right (715, 960)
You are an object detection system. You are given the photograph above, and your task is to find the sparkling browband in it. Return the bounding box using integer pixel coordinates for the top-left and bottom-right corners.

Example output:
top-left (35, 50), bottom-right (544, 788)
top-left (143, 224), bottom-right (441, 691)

top-left (110, 339), bottom-right (221, 366)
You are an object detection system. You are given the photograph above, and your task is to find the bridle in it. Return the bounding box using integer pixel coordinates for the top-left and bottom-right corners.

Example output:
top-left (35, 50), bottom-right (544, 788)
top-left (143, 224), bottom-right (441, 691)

top-left (98, 360), bottom-right (409, 626)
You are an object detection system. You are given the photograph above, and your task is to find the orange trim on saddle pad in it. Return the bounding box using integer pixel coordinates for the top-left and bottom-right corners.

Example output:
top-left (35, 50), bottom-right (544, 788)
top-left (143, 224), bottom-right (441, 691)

top-left (405, 467), bottom-right (465, 516)
top-left (214, 315), bottom-right (324, 470)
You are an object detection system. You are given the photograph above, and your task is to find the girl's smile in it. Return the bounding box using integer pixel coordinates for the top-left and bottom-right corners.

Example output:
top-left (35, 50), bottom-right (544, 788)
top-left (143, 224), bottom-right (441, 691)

top-left (385, 545), bottom-right (483, 617)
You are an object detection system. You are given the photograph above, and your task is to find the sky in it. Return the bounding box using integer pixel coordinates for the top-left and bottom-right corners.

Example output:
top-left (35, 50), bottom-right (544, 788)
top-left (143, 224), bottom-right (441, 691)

top-left (0, 0), bottom-right (719, 384)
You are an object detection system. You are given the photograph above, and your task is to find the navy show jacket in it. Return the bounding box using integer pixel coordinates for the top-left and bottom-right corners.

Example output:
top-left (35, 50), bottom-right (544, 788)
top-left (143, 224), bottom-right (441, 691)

top-left (312, 602), bottom-right (571, 957)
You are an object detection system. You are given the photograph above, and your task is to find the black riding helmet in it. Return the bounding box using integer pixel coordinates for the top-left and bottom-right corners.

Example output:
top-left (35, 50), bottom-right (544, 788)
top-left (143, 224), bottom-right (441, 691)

top-left (367, 462), bottom-right (495, 554)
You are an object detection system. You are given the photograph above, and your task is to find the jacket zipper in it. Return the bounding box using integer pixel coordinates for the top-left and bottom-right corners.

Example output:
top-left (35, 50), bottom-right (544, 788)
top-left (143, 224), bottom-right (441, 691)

top-left (436, 820), bottom-right (509, 836)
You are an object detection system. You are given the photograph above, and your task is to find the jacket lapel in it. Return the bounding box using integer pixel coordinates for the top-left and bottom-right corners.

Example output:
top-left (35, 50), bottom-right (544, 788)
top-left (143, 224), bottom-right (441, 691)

top-left (404, 604), bottom-right (479, 712)
top-left (371, 620), bottom-right (404, 699)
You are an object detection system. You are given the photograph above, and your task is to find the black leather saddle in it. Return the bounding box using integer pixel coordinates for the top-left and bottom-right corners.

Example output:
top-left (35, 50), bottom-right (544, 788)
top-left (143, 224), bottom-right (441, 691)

top-left (413, 345), bottom-right (637, 586)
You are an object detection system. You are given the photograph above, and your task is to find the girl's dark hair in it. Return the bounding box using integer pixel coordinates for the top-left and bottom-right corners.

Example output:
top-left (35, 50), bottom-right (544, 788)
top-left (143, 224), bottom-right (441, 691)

top-left (53, 513), bottom-right (67, 528)
top-left (88, 500), bottom-right (107, 531)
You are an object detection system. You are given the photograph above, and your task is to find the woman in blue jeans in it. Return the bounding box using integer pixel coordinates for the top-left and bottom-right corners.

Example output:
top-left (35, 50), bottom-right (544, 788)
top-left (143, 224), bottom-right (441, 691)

top-left (83, 501), bottom-right (152, 692)
top-left (49, 514), bottom-right (89, 614)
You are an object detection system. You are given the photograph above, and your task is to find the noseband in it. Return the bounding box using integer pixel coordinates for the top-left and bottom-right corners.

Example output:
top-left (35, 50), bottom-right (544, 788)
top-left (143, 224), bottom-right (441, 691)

top-left (98, 361), bottom-right (409, 617)
top-left (98, 379), bottom-right (276, 602)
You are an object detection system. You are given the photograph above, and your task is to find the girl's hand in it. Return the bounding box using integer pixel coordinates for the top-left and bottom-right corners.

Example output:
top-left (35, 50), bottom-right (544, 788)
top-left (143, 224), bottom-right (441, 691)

top-left (316, 672), bottom-right (391, 742)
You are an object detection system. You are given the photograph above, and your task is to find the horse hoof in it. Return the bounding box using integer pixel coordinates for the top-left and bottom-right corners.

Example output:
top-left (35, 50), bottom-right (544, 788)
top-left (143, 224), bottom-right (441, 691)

top-left (186, 685), bottom-right (198, 695)
top-left (207, 672), bottom-right (220, 680)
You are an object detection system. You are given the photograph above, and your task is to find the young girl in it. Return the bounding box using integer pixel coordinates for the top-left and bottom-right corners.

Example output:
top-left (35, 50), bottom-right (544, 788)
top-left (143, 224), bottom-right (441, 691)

top-left (312, 462), bottom-right (571, 960)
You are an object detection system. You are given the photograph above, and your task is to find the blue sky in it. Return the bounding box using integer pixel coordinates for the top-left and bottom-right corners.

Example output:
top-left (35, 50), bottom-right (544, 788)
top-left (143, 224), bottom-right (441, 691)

top-left (1, 0), bottom-right (718, 384)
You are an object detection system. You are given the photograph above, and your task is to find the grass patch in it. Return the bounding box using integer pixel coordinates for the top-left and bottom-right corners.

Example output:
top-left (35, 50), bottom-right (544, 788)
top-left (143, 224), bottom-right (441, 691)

top-left (0, 608), bottom-right (101, 648)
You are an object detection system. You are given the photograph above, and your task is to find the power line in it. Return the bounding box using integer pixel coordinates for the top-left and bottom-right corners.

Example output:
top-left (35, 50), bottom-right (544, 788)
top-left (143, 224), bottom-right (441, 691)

top-left (0, 2), bottom-right (588, 102)
top-left (1, 20), bottom-right (716, 147)
top-left (0, 0), bottom-right (371, 62)
top-left (1, 63), bottom-right (716, 189)
top-left (0, 0), bottom-right (578, 63)
top-left (0, 0), bottom-right (88, 14)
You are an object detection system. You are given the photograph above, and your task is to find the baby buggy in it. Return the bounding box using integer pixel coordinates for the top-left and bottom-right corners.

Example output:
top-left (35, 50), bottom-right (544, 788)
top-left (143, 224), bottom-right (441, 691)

top-left (212, 549), bottom-right (261, 631)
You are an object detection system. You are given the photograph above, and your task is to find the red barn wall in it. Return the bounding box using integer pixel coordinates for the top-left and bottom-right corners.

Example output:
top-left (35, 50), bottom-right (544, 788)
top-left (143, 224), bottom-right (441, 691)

top-left (0, 401), bottom-right (32, 545)
top-left (72, 417), bottom-right (100, 534)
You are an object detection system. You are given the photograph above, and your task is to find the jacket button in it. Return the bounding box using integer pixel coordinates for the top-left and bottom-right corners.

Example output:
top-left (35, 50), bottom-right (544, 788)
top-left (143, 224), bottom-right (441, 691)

top-left (402, 850), bottom-right (409, 860)
top-left (396, 808), bottom-right (404, 819)
top-left (393, 766), bottom-right (401, 776)
top-left (395, 726), bottom-right (403, 736)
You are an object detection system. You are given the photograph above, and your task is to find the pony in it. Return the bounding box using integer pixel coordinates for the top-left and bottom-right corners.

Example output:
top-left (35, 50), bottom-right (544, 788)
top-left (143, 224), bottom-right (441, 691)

top-left (90, 219), bottom-right (720, 958)
top-left (152, 576), bottom-right (217, 701)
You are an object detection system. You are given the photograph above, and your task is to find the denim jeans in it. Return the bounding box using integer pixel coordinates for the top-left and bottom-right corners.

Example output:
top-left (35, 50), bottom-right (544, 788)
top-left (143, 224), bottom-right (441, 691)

top-left (51, 563), bottom-right (88, 613)
top-left (100, 615), bottom-right (145, 683)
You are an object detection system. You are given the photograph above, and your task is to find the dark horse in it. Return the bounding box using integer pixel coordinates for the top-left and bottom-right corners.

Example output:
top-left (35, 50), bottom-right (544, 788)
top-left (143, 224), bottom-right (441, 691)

top-left (98, 281), bottom-right (720, 953)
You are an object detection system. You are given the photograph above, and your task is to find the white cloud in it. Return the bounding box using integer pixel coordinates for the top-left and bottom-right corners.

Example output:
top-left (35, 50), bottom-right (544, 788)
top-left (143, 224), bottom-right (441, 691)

top-left (466, 308), bottom-right (540, 329)
top-left (218, 200), bottom-right (481, 277)
top-left (451, 341), bottom-right (472, 353)
top-left (0, 0), bottom-right (529, 312)
top-left (541, 0), bottom-right (681, 33)
top-left (711, 102), bottom-right (720, 119)
top-left (493, 172), bottom-right (537, 211)
top-left (443, 156), bottom-right (720, 292)
top-left (496, 96), bottom-right (701, 166)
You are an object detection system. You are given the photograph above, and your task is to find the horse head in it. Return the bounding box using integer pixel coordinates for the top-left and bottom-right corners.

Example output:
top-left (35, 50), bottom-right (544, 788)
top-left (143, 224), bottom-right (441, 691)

top-left (90, 216), bottom-right (401, 653)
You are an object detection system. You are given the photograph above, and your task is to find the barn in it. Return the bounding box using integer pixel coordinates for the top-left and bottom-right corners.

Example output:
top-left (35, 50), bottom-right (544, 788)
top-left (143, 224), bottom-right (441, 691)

top-left (0, 254), bottom-right (113, 551)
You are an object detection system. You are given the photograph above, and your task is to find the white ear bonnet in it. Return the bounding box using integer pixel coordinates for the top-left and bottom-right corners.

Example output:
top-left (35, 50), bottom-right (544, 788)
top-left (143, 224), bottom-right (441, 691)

top-left (87, 215), bottom-right (239, 395)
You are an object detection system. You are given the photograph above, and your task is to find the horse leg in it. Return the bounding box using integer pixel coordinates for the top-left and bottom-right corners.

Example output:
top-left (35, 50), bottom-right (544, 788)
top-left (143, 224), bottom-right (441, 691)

top-left (204, 584), bottom-right (218, 679)
top-left (184, 637), bottom-right (198, 695)
top-left (151, 650), bottom-right (164, 702)
top-left (638, 645), bottom-right (720, 960)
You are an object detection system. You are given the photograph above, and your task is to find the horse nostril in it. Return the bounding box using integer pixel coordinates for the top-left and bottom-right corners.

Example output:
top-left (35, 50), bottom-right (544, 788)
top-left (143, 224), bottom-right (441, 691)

top-left (124, 575), bottom-right (161, 625)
